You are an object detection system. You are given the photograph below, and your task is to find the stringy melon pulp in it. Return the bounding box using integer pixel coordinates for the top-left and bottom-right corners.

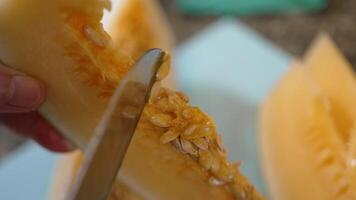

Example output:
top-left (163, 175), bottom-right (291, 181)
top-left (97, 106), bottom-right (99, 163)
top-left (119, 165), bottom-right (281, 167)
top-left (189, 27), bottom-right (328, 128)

top-left (0, 0), bottom-right (134, 147)
top-left (0, 0), bottom-right (173, 147)
top-left (0, 0), bottom-right (263, 199)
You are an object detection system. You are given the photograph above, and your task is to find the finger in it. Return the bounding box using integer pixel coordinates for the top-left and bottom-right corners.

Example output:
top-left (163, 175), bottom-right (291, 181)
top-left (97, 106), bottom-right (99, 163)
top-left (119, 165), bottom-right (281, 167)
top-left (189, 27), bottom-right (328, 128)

top-left (0, 65), bottom-right (46, 113)
top-left (0, 112), bottom-right (75, 152)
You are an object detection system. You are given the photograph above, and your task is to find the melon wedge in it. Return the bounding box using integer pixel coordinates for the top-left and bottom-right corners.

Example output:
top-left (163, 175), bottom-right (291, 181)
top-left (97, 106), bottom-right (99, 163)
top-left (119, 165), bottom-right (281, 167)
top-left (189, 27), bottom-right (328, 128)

top-left (103, 0), bottom-right (176, 88)
top-left (0, 0), bottom-right (126, 148)
top-left (0, 0), bottom-right (263, 199)
top-left (260, 35), bottom-right (356, 200)
top-left (304, 34), bottom-right (356, 143)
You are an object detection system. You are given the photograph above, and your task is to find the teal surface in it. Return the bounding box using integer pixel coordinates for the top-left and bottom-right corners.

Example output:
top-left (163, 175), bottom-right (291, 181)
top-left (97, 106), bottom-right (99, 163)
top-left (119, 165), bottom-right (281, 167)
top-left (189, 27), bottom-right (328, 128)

top-left (178, 0), bottom-right (326, 15)
top-left (0, 18), bottom-right (291, 199)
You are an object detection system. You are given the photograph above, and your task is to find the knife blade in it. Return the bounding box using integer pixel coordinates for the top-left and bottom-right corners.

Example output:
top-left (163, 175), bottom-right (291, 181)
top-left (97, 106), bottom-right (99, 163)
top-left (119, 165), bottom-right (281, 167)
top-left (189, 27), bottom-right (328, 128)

top-left (67, 49), bottom-right (166, 200)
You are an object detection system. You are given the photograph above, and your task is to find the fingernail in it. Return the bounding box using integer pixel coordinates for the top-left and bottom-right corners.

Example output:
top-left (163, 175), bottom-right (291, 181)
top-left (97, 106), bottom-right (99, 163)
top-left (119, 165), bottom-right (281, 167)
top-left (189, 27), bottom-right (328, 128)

top-left (8, 75), bottom-right (45, 110)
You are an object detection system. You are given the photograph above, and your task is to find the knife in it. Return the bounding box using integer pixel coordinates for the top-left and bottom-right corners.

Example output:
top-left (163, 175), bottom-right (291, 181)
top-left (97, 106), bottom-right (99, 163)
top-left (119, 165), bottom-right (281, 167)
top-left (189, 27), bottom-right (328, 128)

top-left (67, 49), bottom-right (166, 200)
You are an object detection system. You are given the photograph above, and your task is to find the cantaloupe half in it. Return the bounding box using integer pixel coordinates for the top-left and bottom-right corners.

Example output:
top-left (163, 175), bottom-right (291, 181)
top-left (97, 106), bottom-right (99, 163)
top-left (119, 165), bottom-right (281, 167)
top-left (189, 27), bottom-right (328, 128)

top-left (0, 0), bottom-right (174, 148)
top-left (0, 0), bottom-right (263, 199)
top-left (260, 34), bottom-right (356, 200)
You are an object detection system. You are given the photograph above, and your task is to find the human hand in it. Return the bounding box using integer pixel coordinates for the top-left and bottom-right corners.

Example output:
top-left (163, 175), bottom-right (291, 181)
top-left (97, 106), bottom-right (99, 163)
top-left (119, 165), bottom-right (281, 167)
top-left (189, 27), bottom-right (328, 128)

top-left (0, 63), bottom-right (74, 152)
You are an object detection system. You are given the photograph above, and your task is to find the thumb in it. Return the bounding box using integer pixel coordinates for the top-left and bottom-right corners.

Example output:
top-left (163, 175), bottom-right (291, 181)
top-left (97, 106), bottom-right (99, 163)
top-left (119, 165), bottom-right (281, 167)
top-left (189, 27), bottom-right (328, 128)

top-left (0, 64), bottom-right (46, 113)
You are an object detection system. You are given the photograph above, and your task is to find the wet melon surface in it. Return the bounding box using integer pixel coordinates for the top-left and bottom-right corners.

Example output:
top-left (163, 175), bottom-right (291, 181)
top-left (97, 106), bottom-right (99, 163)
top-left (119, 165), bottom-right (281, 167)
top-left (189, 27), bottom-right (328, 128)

top-left (0, 0), bottom-right (263, 199)
top-left (260, 35), bottom-right (356, 200)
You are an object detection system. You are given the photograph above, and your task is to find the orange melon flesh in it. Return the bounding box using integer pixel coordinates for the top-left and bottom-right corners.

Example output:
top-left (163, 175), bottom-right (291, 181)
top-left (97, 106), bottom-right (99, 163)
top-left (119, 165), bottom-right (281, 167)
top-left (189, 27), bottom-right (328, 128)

top-left (348, 131), bottom-right (356, 198)
top-left (0, 0), bottom-right (263, 199)
top-left (103, 0), bottom-right (176, 88)
top-left (260, 35), bottom-right (356, 200)
top-left (261, 64), bottom-right (338, 200)
top-left (304, 34), bottom-right (356, 199)
top-left (304, 34), bottom-right (356, 143)
top-left (0, 0), bottom-right (126, 148)
top-left (0, 0), bottom-right (175, 148)
top-left (105, 0), bottom-right (175, 59)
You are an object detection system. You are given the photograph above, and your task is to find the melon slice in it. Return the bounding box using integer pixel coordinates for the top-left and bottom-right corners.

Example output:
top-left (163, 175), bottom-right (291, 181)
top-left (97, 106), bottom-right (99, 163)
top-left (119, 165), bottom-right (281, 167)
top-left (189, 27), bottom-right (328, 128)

top-left (0, 0), bottom-right (263, 199)
top-left (0, 0), bottom-right (126, 148)
top-left (304, 34), bottom-right (356, 143)
top-left (347, 130), bottom-right (356, 198)
top-left (260, 35), bottom-right (356, 200)
top-left (103, 0), bottom-right (176, 88)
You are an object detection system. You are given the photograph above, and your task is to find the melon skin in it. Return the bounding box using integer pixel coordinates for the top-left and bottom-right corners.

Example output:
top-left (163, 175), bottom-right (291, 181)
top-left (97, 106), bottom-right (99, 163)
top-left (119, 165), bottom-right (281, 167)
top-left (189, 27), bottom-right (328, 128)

top-left (260, 35), bottom-right (356, 200)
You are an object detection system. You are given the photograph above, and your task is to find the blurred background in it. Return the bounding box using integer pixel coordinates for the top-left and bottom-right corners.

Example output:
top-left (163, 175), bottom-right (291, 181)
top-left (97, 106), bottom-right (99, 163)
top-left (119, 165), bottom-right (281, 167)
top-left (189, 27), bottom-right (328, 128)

top-left (160, 0), bottom-right (355, 66)
top-left (1, 0), bottom-right (355, 160)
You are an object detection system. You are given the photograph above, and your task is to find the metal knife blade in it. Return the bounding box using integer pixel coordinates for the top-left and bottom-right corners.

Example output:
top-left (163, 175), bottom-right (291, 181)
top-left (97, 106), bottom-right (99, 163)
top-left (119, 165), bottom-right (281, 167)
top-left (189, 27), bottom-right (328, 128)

top-left (67, 49), bottom-right (166, 200)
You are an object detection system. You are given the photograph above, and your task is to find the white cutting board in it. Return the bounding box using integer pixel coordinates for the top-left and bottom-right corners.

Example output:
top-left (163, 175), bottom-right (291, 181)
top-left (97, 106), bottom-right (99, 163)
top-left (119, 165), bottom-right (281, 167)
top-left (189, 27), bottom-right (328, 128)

top-left (0, 18), bottom-right (291, 199)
